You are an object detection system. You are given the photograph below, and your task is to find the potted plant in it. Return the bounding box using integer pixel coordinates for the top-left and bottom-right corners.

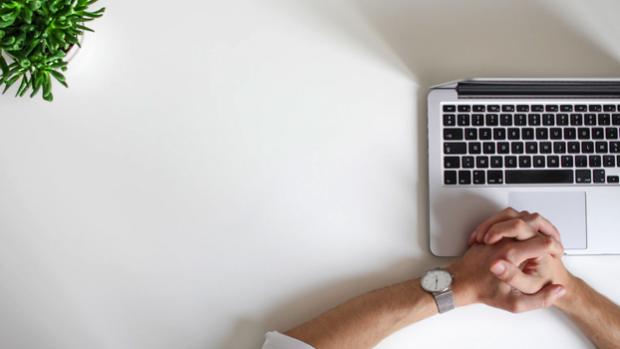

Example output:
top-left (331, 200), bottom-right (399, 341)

top-left (0, 0), bottom-right (105, 101)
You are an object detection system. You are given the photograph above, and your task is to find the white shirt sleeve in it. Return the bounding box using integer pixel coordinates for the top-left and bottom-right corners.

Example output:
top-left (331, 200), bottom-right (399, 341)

top-left (261, 331), bottom-right (315, 349)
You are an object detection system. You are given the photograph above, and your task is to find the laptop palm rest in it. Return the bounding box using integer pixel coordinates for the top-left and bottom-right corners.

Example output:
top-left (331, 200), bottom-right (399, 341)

top-left (508, 192), bottom-right (587, 250)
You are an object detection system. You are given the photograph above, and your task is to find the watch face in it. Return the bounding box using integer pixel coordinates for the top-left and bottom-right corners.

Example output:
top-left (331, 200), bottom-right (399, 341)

top-left (421, 270), bottom-right (452, 292)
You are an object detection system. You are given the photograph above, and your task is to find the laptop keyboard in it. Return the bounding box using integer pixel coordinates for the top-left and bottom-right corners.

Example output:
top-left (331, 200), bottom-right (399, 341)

top-left (442, 103), bottom-right (620, 185)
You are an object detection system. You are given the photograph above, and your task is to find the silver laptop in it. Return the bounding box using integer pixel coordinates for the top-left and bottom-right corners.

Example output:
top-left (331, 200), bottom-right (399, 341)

top-left (428, 79), bottom-right (620, 256)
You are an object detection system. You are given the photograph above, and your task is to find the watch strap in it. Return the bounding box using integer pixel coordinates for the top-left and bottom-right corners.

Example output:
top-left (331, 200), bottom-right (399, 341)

top-left (433, 289), bottom-right (455, 313)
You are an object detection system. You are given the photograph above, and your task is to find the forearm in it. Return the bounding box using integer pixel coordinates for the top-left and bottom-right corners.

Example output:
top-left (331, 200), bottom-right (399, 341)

top-left (556, 276), bottom-right (620, 349)
top-left (285, 278), bottom-right (437, 349)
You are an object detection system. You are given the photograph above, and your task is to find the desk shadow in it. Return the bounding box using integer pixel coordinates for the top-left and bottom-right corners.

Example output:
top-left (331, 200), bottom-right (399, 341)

top-left (217, 257), bottom-right (445, 349)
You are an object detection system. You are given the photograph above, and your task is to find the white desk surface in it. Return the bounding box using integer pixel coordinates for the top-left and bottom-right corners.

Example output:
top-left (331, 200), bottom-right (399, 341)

top-left (2, 0), bottom-right (620, 348)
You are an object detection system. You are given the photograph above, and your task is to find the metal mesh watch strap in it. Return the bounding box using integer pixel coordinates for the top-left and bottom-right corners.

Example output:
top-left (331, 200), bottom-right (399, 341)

top-left (434, 289), bottom-right (455, 313)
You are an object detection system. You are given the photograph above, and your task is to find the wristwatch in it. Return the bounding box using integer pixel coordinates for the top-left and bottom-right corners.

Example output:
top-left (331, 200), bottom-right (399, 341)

top-left (420, 268), bottom-right (455, 313)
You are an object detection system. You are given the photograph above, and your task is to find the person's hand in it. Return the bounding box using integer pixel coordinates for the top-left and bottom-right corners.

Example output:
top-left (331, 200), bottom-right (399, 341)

top-left (458, 208), bottom-right (576, 310)
top-left (448, 228), bottom-right (568, 312)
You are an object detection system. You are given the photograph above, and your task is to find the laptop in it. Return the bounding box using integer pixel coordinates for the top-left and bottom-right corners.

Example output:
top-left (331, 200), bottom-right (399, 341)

top-left (428, 79), bottom-right (620, 256)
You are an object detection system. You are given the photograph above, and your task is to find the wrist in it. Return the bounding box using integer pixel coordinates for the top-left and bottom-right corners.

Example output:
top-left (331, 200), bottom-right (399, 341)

top-left (554, 273), bottom-right (582, 312)
top-left (446, 262), bottom-right (479, 307)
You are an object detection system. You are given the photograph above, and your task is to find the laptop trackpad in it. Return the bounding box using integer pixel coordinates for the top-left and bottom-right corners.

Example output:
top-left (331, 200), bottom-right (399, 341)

top-left (508, 192), bottom-right (587, 249)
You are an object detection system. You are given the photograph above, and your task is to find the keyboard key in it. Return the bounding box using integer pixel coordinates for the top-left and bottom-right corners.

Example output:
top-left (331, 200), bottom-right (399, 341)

top-left (533, 156), bottom-right (545, 168)
top-left (526, 142), bottom-right (538, 154)
top-left (479, 128), bottom-right (492, 140)
top-left (528, 114), bottom-right (541, 126)
top-left (458, 114), bottom-right (470, 126)
top-left (497, 142), bottom-right (510, 154)
top-left (506, 156), bottom-right (517, 168)
top-left (444, 156), bottom-right (461, 169)
top-left (476, 156), bottom-right (489, 168)
top-left (483, 142), bottom-right (495, 154)
top-left (519, 156), bottom-right (532, 168)
top-left (582, 141), bottom-right (594, 153)
top-left (576, 170), bottom-right (592, 183)
top-left (511, 142), bottom-right (524, 154)
top-left (550, 128), bottom-right (562, 139)
top-left (508, 128), bottom-right (520, 140)
top-left (604, 155), bottom-right (616, 167)
top-left (500, 114), bottom-right (512, 126)
top-left (459, 170), bottom-right (471, 184)
top-left (556, 114), bottom-right (569, 125)
top-left (613, 114), bottom-right (620, 125)
top-left (506, 170), bottom-right (573, 184)
top-left (561, 155), bottom-right (573, 167)
top-left (536, 128), bottom-right (548, 140)
top-left (462, 156), bottom-right (474, 168)
top-left (487, 170), bottom-right (504, 184)
top-left (444, 171), bottom-right (457, 184)
top-left (531, 105), bottom-right (544, 112)
top-left (568, 142), bottom-right (580, 153)
top-left (443, 105), bottom-right (456, 112)
top-left (604, 105), bottom-right (616, 112)
top-left (458, 105), bottom-right (471, 112)
top-left (444, 129), bottom-right (463, 140)
top-left (543, 114), bottom-right (555, 126)
top-left (493, 128), bottom-right (506, 140)
top-left (560, 105), bottom-right (573, 112)
top-left (564, 128), bottom-right (576, 140)
top-left (515, 114), bottom-right (527, 126)
top-left (570, 113), bottom-right (583, 126)
top-left (607, 128), bottom-right (618, 139)
top-left (486, 114), bottom-right (498, 126)
top-left (608, 175), bottom-right (620, 183)
top-left (502, 105), bottom-right (515, 112)
top-left (589, 155), bottom-right (602, 167)
top-left (488, 105), bottom-right (500, 112)
top-left (585, 113), bottom-right (597, 126)
top-left (465, 128), bottom-right (478, 140)
top-left (598, 113), bottom-right (611, 126)
top-left (491, 156), bottom-right (503, 168)
top-left (522, 128), bottom-right (534, 140)
top-left (473, 170), bottom-right (485, 184)
top-left (553, 141), bottom-right (566, 153)
top-left (444, 142), bottom-right (467, 154)
top-left (472, 114), bottom-right (484, 126)
top-left (592, 128), bottom-right (605, 139)
top-left (517, 105), bottom-right (529, 112)
top-left (594, 169), bottom-right (606, 183)
top-left (469, 142), bottom-right (481, 154)
top-left (578, 128), bottom-right (590, 140)
top-left (443, 114), bottom-right (455, 126)
top-left (545, 105), bottom-right (558, 112)
top-left (547, 155), bottom-right (560, 167)
top-left (473, 105), bottom-right (485, 112)
top-left (575, 155), bottom-right (588, 167)
top-left (575, 105), bottom-right (587, 112)
top-left (589, 105), bottom-right (602, 112)
top-left (612, 141), bottom-right (620, 153)
top-left (596, 141), bottom-right (608, 153)
top-left (540, 142), bottom-right (552, 154)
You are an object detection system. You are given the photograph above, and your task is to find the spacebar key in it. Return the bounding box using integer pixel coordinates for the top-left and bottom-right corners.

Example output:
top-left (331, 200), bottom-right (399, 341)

top-left (505, 170), bottom-right (574, 184)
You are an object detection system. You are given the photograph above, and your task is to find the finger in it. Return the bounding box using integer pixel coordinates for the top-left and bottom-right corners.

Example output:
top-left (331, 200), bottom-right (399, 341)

top-left (506, 283), bottom-right (566, 313)
top-left (501, 235), bottom-right (564, 265)
top-left (468, 207), bottom-right (520, 245)
top-left (490, 258), bottom-right (545, 294)
top-left (483, 218), bottom-right (537, 245)
top-left (521, 213), bottom-right (562, 244)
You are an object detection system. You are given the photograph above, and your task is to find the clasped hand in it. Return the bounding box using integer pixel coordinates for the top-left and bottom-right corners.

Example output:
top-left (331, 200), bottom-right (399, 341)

top-left (449, 208), bottom-right (574, 313)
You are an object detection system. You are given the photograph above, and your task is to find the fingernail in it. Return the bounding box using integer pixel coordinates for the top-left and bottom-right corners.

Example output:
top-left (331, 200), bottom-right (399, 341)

top-left (490, 261), bottom-right (506, 275)
top-left (555, 287), bottom-right (566, 297)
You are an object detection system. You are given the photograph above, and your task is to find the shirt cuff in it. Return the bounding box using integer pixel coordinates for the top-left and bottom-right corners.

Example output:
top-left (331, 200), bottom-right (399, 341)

top-left (262, 331), bottom-right (315, 349)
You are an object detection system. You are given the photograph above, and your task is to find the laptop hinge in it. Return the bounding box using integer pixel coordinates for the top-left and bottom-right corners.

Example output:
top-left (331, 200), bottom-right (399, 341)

top-left (457, 80), bottom-right (620, 98)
